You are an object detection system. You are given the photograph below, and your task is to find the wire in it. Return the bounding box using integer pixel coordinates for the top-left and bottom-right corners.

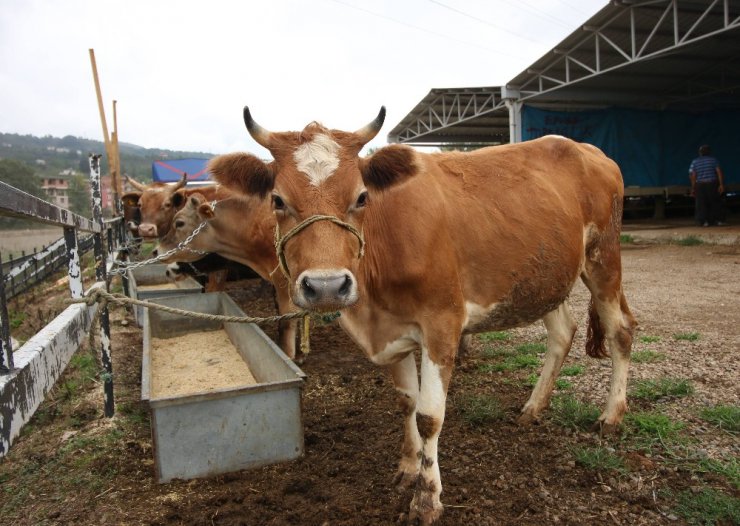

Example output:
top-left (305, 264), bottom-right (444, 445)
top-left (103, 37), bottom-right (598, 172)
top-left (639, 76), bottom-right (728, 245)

top-left (497, 0), bottom-right (573, 29)
top-left (326, 0), bottom-right (527, 59)
top-left (427, 0), bottom-right (543, 45)
top-left (552, 0), bottom-right (594, 18)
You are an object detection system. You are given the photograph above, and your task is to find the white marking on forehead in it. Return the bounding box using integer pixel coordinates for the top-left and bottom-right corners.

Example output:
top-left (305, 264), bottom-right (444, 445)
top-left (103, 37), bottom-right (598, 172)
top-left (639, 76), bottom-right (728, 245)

top-left (293, 134), bottom-right (340, 186)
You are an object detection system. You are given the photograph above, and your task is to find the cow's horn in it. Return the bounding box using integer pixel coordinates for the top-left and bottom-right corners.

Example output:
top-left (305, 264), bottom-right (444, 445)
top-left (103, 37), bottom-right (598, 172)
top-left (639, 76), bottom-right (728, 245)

top-left (172, 173), bottom-right (187, 191)
top-left (355, 106), bottom-right (386, 145)
top-left (243, 106), bottom-right (272, 149)
top-left (126, 175), bottom-right (146, 191)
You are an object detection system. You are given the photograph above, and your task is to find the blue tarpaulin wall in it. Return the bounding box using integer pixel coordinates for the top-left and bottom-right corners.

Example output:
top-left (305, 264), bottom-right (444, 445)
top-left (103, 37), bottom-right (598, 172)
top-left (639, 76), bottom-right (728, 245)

top-left (151, 158), bottom-right (211, 183)
top-left (522, 106), bottom-right (740, 187)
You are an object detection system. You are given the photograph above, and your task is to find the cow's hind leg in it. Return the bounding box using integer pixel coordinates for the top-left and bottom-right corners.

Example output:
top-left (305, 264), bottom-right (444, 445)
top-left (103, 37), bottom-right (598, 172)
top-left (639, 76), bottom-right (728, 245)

top-left (582, 229), bottom-right (637, 433)
top-left (519, 302), bottom-right (577, 425)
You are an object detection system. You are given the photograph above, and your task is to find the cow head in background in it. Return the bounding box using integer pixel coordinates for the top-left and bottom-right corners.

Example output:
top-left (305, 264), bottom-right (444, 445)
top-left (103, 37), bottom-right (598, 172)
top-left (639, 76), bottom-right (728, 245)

top-left (121, 174), bottom-right (187, 238)
top-left (210, 106), bottom-right (419, 311)
top-left (154, 193), bottom-right (212, 263)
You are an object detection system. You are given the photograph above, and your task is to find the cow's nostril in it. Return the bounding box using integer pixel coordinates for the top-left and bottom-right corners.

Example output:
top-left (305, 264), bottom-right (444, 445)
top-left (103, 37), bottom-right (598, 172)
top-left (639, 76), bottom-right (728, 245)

top-left (152, 249), bottom-right (158, 257)
top-left (338, 275), bottom-right (352, 297)
top-left (302, 276), bottom-right (317, 300)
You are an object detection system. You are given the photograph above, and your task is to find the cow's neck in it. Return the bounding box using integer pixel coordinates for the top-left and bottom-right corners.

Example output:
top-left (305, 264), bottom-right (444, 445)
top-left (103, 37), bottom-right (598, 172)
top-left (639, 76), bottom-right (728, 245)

top-left (206, 197), bottom-right (278, 280)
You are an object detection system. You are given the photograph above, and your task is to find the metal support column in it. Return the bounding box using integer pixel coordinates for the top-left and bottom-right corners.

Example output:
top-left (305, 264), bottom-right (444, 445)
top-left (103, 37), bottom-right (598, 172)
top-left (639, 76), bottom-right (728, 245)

top-left (89, 154), bottom-right (115, 416)
top-left (502, 87), bottom-right (523, 144)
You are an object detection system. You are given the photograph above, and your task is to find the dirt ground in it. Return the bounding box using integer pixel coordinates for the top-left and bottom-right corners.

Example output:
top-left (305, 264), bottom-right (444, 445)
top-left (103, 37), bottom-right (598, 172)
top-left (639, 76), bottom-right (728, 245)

top-left (1, 232), bottom-right (738, 525)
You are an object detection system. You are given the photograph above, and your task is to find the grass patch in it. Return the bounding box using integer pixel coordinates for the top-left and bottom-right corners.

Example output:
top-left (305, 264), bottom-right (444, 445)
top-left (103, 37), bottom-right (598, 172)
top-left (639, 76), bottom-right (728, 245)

top-left (138, 241), bottom-right (157, 259)
top-left (698, 457), bottom-right (739, 489)
top-left (481, 346), bottom-right (510, 359)
top-left (619, 234), bottom-right (634, 244)
top-left (673, 487), bottom-right (740, 525)
top-left (625, 411), bottom-right (685, 451)
top-left (455, 394), bottom-right (505, 426)
top-left (522, 375), bottom-right (571, 390)
top-left (571, 446), bottom-right (625, 472)
top-left (8, 309), bottom-right (26, 329)
top-left (560, 364), bottom-right (585, 376)
top-left (514, 342), bottom-right (546, 355)
top-left (631, 350), bottom-right (666, 363)
top-left (478, 331), bottom-right (510, 342)
top-left (639, 335), bottom-right (661, 343)
top-left (479, 353), bottom-right (541, 373)
top-left (675, 235), bottom-right (704, 246)
top-left (550, 395), bottom-right (600, 431)
top-left (700, 405), bottom-right (740, 433)
top-left (631, 377), bottom-right (694, 401)
top-left (674, 332), bottom-right (700, 341)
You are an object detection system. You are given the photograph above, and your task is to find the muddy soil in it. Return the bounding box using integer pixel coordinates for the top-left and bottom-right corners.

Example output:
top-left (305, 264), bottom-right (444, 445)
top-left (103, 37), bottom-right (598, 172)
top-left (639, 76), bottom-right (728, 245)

top-left (1, 243), bottom-right (738, 525)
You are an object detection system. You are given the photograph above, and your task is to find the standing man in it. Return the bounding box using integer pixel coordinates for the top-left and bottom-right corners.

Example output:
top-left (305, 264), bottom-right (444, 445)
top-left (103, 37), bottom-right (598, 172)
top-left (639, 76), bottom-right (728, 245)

top-left (689, 144), bottom-right (726, 226)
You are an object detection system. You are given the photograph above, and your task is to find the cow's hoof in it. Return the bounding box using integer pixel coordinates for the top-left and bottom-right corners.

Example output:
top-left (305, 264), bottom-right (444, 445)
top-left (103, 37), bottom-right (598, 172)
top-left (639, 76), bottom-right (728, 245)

top-left (408, 501), bottom-right (443, 525)
top-left (517, 411), bottom-right (539, 427)
top-left (592, 419), bottom-right (621, 436)
top-left (393, 470), bottom-right (418, 492)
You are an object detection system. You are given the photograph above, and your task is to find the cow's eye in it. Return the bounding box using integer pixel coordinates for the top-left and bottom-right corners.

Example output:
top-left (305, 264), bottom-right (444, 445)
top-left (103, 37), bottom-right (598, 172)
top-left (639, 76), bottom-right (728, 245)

top-left (272, 194), bottom-right (285, 211)
top-left (355, 191), bottom-right (369, 208)
top-left (175, 219), bottom-right (185, 228)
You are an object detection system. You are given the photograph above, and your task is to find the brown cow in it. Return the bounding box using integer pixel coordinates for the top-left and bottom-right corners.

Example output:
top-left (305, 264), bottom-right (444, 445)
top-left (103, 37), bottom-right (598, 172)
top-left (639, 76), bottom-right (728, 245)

top-left (122, 175), bottom-right (232, 239)
top-left (122, 175), bottom-right (239, 291)
top-left (155, 192), bottom-right (299, 358)
top-left (209, 107), bottom-right (637, 524)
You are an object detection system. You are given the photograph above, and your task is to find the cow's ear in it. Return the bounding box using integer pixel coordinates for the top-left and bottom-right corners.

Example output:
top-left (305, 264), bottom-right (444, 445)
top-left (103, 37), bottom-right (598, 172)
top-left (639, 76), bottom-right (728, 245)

top-left (171, 191), bottom-right (186, 209)
top-left (198, 202), bottom-right (216, 220)
top-left (209, 153), bottom-right (274, 198)
top-left (360, 145), bottom-right (419, 191)
top-left (121, 192), bottom-right (141, 207)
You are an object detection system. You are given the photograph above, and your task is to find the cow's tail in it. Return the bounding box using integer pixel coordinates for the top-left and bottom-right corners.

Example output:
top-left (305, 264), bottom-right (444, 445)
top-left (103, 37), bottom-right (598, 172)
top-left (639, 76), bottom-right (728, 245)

top-left (585, 299), bottom-right (609, 359)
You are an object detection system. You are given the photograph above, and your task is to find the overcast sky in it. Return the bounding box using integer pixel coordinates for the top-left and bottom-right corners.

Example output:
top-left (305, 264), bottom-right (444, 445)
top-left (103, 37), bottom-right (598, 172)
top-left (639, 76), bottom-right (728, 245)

top-left (1, 0), bottom-right (605, 158)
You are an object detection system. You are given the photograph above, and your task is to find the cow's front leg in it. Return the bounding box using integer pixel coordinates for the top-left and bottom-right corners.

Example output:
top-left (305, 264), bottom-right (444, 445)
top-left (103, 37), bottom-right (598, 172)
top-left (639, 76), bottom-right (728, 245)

top-left (409, 342), bottom-right (454, 525)
top-left (388, 352), bottom-right (421, 491)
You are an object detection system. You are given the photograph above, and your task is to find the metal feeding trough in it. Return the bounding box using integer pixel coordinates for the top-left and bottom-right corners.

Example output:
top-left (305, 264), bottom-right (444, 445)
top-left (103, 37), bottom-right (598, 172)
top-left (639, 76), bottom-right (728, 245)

top-left (141, 292), bottom-right (306, 483)
top-left (128, 263), bottom-right (203, 326)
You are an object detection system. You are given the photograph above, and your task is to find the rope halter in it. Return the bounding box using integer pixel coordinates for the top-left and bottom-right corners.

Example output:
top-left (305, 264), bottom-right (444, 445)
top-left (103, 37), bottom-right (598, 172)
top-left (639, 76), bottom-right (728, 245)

top-left (274, 215), bottom-right (365, 279)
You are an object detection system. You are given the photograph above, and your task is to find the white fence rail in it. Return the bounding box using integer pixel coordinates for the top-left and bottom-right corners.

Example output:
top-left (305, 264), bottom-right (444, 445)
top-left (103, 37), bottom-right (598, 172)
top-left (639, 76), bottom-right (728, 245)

top-left (0, 155), bottom-right (126, 457)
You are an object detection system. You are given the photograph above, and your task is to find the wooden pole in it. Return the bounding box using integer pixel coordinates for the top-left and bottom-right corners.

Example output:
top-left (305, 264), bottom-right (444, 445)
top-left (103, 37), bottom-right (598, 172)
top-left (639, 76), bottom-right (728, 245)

top-left (89, 48), bottom-right (120, 215)
top-left (112, 100), bottom-right (122, 197)
top-left (89, 49), bottom-right (112, 159)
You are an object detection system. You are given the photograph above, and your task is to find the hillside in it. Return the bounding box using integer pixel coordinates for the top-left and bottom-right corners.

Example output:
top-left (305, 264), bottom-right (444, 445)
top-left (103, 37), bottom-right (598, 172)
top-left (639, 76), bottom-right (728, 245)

top-left (0, 132), bottom-right (215, 182)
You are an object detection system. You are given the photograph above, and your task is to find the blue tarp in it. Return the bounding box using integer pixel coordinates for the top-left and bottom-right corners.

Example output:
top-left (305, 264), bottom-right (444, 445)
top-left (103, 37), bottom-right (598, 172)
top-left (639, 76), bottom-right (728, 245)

top-left (151, 158), bottom-right (211, 183)
top-left (521, 106), bottom-right (740, 187)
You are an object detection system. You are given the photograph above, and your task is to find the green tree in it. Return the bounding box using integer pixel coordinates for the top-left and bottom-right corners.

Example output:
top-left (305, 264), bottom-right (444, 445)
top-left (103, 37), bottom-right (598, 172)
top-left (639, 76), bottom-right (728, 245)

top-left (0, 158), bottom-right (44, 229)
top-left (67, 174), bottom-right (92, 218)
top-left (0, 158), bottom-right (43, 197)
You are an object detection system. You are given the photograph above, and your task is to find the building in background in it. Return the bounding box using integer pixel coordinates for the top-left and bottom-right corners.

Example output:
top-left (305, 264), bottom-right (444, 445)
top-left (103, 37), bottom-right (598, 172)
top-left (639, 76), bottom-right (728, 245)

top-left (41, 173), bottom-right (71, 208)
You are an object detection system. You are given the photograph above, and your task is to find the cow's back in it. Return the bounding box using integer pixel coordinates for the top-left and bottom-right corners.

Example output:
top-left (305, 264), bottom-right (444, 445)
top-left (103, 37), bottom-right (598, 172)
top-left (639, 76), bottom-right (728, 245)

top-left (361, 136), bottom-right (624, 329)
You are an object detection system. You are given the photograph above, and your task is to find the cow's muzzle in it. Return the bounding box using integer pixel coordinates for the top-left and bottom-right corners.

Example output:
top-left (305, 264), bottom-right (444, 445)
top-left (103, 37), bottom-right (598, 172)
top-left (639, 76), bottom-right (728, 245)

top-left (138, 223), bottom-right (158, 238)
top-left (294, 270), bottom-right (358, 310)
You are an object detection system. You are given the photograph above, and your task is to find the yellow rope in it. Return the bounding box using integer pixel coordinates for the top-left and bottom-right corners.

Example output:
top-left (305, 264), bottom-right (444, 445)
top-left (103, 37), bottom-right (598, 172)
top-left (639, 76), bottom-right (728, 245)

top-left (274, 215), bottom-right (364, 278)
top-left (300, 314), bottom-right (311, 355)
top-left (67, 288), bottom-right (315, 325)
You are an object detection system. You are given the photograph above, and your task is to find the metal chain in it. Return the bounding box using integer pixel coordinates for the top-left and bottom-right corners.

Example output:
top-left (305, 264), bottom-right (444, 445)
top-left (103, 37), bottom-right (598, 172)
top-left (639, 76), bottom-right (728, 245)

top-left (109, 201), bottom-right (217, 275)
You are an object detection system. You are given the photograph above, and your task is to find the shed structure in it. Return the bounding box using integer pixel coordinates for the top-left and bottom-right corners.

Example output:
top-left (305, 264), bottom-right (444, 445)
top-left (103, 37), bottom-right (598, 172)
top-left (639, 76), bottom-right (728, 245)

top-left (388, 0), bottom-right (740, 195)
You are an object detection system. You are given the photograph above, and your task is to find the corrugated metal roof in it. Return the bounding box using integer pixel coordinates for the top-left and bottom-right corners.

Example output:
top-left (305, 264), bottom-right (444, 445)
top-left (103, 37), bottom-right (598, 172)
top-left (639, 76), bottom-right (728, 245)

top-left (389, 0), bottom-right (740, 146)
